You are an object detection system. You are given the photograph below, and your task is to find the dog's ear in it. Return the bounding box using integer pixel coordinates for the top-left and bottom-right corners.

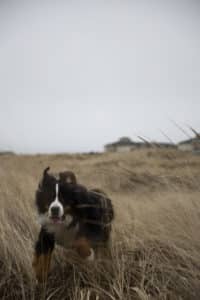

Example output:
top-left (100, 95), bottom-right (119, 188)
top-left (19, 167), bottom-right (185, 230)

top-left (42, 167), bottom-right (51, 182)
top-left (43, 167), bottom-right (50, 176)
top-left (38, 167), bottom-right (51, 189)
top-left (59, 171), bottom-right (77, 184)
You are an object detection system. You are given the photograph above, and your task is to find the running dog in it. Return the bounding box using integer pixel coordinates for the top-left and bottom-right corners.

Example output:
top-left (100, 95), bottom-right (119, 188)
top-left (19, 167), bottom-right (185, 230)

top-left (32, 167), bottom-right (114, 282)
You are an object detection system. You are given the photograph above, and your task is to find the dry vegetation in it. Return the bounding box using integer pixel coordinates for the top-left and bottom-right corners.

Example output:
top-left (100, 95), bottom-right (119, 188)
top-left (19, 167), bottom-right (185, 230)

top-left (0, 149), bottom-right (200, 300)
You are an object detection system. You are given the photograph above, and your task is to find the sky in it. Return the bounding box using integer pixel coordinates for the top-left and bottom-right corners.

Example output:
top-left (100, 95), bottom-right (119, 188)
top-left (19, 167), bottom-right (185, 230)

top-left (0, 0), bottom-right (199, 153)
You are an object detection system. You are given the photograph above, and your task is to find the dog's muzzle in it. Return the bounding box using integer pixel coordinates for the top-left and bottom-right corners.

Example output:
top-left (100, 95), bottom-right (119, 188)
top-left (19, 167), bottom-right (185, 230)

top-left (48, 203), bottom-right (64, 223)
top-left (50, 206), bottom-right (60, 218)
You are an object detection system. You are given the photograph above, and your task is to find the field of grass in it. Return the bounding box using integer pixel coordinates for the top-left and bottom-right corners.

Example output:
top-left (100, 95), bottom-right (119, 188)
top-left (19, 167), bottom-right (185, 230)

top-left (0, 149), bottom-right (199, 300)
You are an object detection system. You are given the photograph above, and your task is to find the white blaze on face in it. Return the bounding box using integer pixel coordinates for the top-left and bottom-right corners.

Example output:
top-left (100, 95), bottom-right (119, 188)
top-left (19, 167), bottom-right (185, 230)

top-left (49, 183), bottom-right (64, 218)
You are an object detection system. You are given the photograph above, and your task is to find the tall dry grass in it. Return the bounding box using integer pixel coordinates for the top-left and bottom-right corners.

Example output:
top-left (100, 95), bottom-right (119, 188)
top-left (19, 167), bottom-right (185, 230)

top-left (0, 149), bottom-right (199, 299)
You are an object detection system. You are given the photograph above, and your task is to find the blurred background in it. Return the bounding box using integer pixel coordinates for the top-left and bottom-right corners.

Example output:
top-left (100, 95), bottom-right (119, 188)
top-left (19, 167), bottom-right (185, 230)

top-left (0, 0), bottom-right (199, 153)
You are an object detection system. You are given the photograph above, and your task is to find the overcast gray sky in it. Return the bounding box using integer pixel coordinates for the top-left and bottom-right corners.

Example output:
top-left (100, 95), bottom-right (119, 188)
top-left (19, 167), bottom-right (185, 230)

top-left (0, 0), bottom-right (199, 153)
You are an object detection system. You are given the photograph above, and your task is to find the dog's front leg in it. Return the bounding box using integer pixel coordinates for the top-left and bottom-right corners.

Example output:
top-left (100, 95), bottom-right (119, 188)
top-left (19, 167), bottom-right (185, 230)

top-left (73, 237), bottom-right (95, 261)
top-left (32, 227), bottom-right (55, 282)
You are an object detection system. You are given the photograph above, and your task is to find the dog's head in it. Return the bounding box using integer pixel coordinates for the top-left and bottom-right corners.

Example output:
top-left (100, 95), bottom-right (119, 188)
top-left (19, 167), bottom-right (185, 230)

top-left (36, 167), bottom-right (77, 225)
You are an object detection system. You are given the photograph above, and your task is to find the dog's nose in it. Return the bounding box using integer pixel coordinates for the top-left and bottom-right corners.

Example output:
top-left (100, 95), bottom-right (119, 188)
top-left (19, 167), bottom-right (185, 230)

top-left (51, 206), bottom-right (60, 217)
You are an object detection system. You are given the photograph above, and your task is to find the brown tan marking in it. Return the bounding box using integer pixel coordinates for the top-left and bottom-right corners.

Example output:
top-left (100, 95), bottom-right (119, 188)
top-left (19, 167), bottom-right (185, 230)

top-left (59, 171), bottom-right (77, 184)
top-left (73, 237), bottom-right (92, 259)
top-left (32, 252), bottom-right (52, 282)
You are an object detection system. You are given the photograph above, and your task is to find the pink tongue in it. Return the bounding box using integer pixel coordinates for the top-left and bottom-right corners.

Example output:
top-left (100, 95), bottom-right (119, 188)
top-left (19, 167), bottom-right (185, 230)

top-left (52, 218), bottom-right (60, 223)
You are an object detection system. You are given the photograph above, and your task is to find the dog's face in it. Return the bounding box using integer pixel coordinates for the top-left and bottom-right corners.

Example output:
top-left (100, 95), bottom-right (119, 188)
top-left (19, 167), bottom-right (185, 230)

top-left (36, 167), bottom-right (76, 226)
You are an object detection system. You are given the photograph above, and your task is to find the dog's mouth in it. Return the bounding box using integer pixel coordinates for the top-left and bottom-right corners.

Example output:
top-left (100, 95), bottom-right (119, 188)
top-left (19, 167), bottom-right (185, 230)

top-left (49, 215), bottom-right (65, 224)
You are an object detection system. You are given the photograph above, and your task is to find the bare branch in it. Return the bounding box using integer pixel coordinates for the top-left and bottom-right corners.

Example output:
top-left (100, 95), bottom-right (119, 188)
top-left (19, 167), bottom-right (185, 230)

top-left (169, 119), bottom-right (191, 138)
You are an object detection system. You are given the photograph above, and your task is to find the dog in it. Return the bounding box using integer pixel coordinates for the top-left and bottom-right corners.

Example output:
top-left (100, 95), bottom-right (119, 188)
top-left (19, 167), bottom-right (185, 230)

top-left (32, 167), bottom-right (114, 282)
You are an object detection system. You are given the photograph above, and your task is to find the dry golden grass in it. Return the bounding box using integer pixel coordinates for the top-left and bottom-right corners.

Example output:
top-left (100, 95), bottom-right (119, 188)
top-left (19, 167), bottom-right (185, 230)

top-left (0, 149), bottom-right (200, 299)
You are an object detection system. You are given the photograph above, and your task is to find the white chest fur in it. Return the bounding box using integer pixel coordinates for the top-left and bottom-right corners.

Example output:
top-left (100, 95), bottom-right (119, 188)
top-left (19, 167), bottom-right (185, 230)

top-left (46, 222), bottom-right (79, 248)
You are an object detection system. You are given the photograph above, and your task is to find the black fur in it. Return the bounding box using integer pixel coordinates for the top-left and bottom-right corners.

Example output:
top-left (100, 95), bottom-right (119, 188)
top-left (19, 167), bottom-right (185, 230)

top-left (35, 227), bottom-right (55, 255)
top-left (36, 170), bottom-right (57, 214)
top-left (59, 182), bottom-right (114, 243)
top-left (35, 168), bottom-right (114, 245)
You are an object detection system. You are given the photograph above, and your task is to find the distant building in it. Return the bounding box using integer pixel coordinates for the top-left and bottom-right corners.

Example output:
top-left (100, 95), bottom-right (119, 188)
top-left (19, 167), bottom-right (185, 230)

top-left (105, 137), bottom-right (137, 152)
top-left (104, 137), bottom-right (147, 152)
top-left (104, 137), bottom-right (176, 153)
top-left (178, 135), bottom-right (200, 153)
